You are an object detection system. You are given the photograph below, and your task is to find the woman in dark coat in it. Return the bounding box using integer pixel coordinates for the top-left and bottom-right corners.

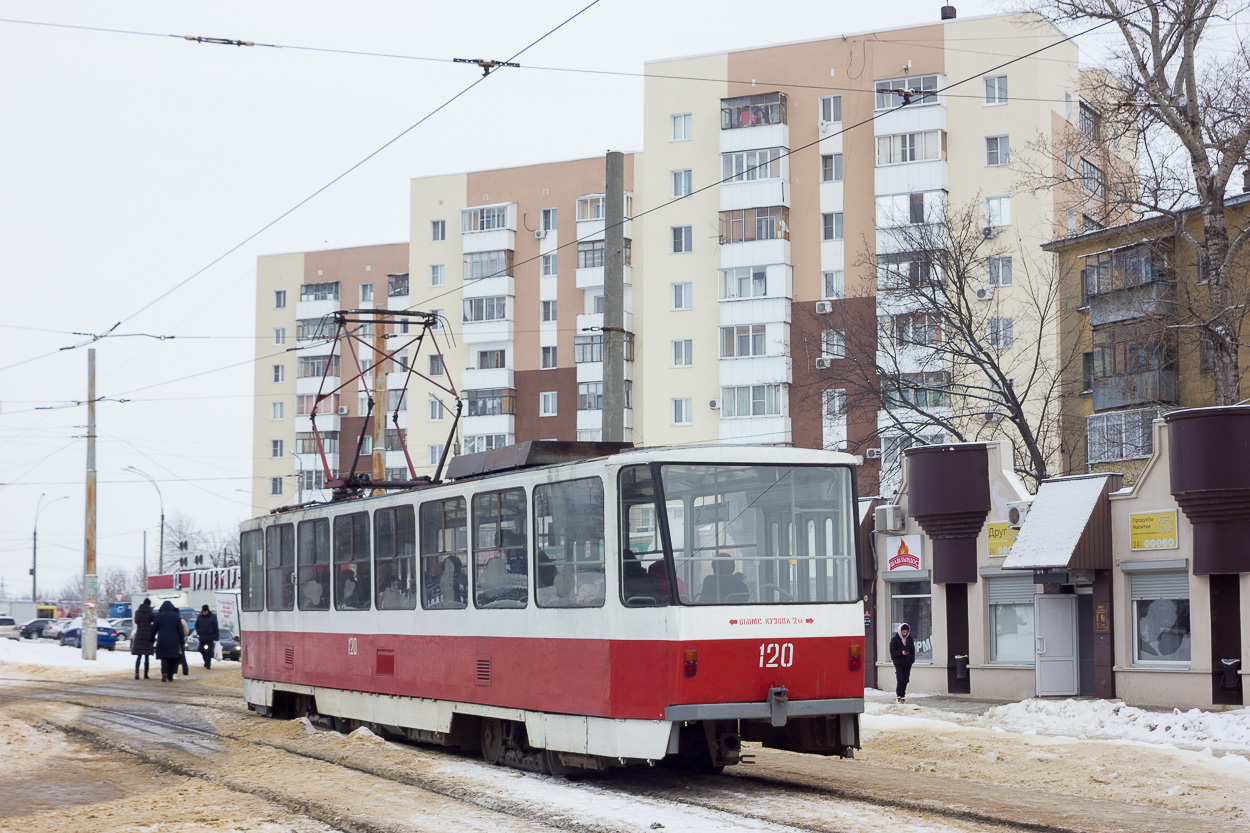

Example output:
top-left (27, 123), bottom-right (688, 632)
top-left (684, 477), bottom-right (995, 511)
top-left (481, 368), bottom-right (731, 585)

top-left (153, 600), bottom-right (185, 682)
top-left (889, 623), bottom-right (916, 703)
top-left (130, 598), bottom-right (156, 680)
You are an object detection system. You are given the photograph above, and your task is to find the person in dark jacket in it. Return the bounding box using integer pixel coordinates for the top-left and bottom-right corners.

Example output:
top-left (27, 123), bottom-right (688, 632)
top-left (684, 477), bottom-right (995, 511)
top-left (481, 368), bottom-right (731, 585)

top-left (130, 598), bottom-right (156, 680)
top-left (194, 605), bottom-right (220, 669)
top-left (153, 600), bottom-right (185, 682)
top-left (889, 623), bottom-right (916, 703)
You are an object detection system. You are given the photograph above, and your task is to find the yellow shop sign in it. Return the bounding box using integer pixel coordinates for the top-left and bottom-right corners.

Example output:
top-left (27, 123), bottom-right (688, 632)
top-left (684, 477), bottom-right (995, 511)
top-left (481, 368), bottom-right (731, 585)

top-left (1130, 510), bottom-right (1179, 551)
top-left (987, 522), bottom-right (1017, 557)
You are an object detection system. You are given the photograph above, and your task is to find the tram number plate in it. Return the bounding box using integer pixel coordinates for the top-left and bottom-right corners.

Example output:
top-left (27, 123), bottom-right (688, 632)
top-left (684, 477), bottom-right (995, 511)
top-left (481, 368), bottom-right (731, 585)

top-left (347, 637), bottom-right (358, 656)
top-left (758, 642), bottom-right (794, 668)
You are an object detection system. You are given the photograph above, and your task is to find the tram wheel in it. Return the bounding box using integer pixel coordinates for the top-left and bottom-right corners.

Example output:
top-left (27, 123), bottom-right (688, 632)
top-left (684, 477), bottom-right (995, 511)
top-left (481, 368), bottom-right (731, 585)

top-left (481, 717), bottom-right (504, 764)
top-left (333, 716), bottom-right (354, 734)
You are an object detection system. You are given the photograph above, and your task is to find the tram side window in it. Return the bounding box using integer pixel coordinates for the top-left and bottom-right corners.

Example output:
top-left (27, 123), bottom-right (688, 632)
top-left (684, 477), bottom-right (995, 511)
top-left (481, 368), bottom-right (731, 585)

top-left (420, 498), bottom-right (467, 609)
top-left (265, 524), bottom-right (295, 611)
top-left (334, 512), bottom-right (371, 610)
top-left (297, 518), bottom-right (330, 611)
top-left (375, 505), bottom-right (417, 610)
top-left (618, 466), bottom-right (673, 607)
top-left (534, 478), bottom-right (605, 608)
top-left (241, 530), bottom-right (264, 611)
top-left (473, 488), bottom-right (528, 609)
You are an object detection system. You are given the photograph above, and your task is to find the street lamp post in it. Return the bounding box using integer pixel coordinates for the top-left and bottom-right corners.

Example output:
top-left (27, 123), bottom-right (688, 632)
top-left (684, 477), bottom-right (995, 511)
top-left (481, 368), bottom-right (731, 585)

top-left (33, 493), bottom-right (68, 602)
top-left (124, 466), bottom-right (165, 573)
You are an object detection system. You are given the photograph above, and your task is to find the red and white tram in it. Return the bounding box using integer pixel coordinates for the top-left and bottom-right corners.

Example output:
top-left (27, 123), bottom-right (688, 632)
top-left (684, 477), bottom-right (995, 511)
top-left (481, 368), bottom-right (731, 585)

top-left (239, 442), bottom-right (864, 773)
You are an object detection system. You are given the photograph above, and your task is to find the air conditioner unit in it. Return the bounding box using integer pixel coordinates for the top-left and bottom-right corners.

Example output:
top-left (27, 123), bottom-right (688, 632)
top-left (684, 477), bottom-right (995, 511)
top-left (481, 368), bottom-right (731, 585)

top-left (975, 286), bottom-right (994, 302)
top-left (815, 300), bottom-right (833, 314)
top-left (874, 504), bottom-right (906, 533)
top-left (1007, 499), bottom-right (1033, 529)
top-left (865, 447), bottom-right (883, 459)
top-left (534, 229), bottom-right (546, 239)
top-left (337, 406), bottom-right (350, 415)
top-left (815, 357), bottom-right (832, 369)
top-left (708, 399), bottom-right (721, 410)
top-left (983, 226), bottom-right (999, 239)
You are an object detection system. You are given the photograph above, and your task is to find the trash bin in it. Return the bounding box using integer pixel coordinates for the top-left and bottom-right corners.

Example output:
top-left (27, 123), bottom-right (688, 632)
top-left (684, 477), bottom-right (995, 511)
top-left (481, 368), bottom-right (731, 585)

top-left (955, 654), bottom-right (969, 680)
top-left (1222, 658), bottom-right (1242, 691)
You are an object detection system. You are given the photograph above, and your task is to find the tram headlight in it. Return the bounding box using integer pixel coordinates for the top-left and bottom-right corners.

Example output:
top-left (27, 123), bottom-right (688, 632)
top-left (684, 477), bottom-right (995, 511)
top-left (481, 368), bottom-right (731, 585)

top-left (848, 643), bottom-right (862, 672)
top-left (683, 648), bottom-right (698, 678)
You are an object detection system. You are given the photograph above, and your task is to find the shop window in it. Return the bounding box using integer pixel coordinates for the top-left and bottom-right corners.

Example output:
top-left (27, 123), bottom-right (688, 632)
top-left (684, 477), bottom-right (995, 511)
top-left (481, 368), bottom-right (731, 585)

top-left (1131, 570), bottom-right (1190, 666)
top-left (987, 575), bottom-right (1036, 663)
top-left (889, 579), bottom-right (932, 662)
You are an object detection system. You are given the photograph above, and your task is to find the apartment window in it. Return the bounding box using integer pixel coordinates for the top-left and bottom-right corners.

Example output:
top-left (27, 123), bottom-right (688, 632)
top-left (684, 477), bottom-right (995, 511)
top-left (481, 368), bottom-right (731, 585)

top-left (541, 208), bottom-right (557, 231)
top-left (672, 169), bottom-right (692, 197)
top-left (577, 241), bottom-right (604, 268)
top-left (360, 283), bottom-right (373, 303)
top-left (464, 250), bottom-right (512, 281)
top-left (386, 389), bottom-right (407, 413)
top-left (1130, 571), bottom-right (1190, 666)
top-left (540, 391), bottom-right (558, 417)
top-left (821, 329), bottom-right (846, 359)
top-left (593, 295), bottom-right (605, 314)
top-left (541, 346), bottom-right (557, 369)
top-left (274, 290), bottom-right (286, 308)
top-left (464, 435), bottom-right (507, 454)
top-left (720, 265), bottom-right (767, 300)
top-left (672, 398), bottom-right (692, 425)
top-left (1199, 339), bottom-right (1213, 374)
top-left (986, 196), bottom-right (1012, 227)
top-left (984, 75), bottom-right (1008, 105)
top-left (1079, 101), bottom-right (1101, 141)
top-left (822, 212), bottom-right (844, 241)
top-left (820, 94), bottom-right (842, 123)
top-left (430, 264), bottom-right (445, 286)
top-left (986, 135), bottom-right (1010, 166)
top-left (464, 389), bottom-right (517, 417)
top-left (1082, 352), bottom-right (1095, 392)
top-left (720, 92), bottom-right (787, 129)
top-left (878, 253), bottom-right (938, 289)
top-left (298, 355), bottom-right (341, 379)
top-left (672, 339), bottom-right (693, 367)
top-left (876, 190), bottom-right (944, 227)
top-left (989, 256), bottom-right (1013, 286)
top-left (359, 394), bottom-right (368, 415)
top-left (541, 300), bottom-right (557, 322)
top-left (718, 206), bottom-right (790, 243)
top-left (672, 282), bottom-right (693, 310)
top-left (428, 355), bottom-right (443, 376)
top-left (988, 317), bottom-right (1014, 349)
top-left (672, 226), bottom-right (693, 253)
top-left (821, 153), bottom-right (843, 182)
top-left (894, 313), bottom-right (942, 346)
top-left (384, 273), bottom-right (408, 297)
top-left (1081, 158), bottom-right (1105, 197)
top-left (296, 394), bottom-right (338, 416)
top-left (270, 477), bottom-right (283, 496)
top-left (876, 74), bottom-right (938, 109)
top-left (876, 130), bottom-right (943, 165)
top-left (427, 444), bottom-right (444, 466)
top-left (297, 431), bottom-right (337, 454)
top-left (430, 308), bottom-right (444, 330)
top-left (987, 575), bottom-right (1035, 663)
top-left (823, 270), bottom-right (844, 300)
top-left (721, 147), bottom-right (783, 182)
top-left (541, 253), bottom-right (557, 276)
top-left (824, 389), bottom-right (847, 418)
top-left (720, 324), bottom-right (767, 358)
top-left (462, 296), bottom-right (507, 323)
top-left (271, 439), bottom-right (284, 458)
top-left (576, 195), bottom-right (605, 221)
top-left (431, 220), bottom-right (446, 241)
top-left (428, 398), bottom-right (444, 421)
top-left (721, 384), bottom-right (783, 417)
top-left (478, 349), bottom-right (506, 370)
top-left (273, 327), bottom-right (286, 345)
top-left (578, 381), bottom-right (604, 410)
top-left (1087, 408), bottom-right (1159, 463)
top-left (574, 334), bottom-right (603, 364)
top-left (271, 402), bottom-right (284, 420)
top-left (671, 113), bottom-right (692, 141)
top-left (461, 205), bottom-right (509, 233)
top-left (300, 282), bottom-right (340, 301)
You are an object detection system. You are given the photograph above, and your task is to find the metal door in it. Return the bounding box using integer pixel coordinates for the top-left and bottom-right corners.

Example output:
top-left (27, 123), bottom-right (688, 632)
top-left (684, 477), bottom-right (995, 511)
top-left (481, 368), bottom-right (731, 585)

top-left (1034, 594), bottom-right (1079, 697)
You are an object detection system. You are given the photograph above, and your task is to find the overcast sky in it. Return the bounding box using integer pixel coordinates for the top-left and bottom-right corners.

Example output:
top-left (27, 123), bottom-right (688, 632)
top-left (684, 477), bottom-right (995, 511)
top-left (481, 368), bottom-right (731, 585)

top-left (3, 0), bottom-right (1108, 599)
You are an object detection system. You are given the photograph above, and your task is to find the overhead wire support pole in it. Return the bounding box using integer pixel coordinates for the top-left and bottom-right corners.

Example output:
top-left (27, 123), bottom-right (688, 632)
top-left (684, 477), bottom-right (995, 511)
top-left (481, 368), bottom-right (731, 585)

top-left (602, 151), bottom-right (626, 443)
top-left (83, 349), bottom-right (98, 661)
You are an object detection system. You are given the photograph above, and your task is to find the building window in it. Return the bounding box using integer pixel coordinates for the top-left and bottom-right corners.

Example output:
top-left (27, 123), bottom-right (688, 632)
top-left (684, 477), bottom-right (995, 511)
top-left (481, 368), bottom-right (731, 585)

top-left (274, 290), bottom-right (286, 308)
top-left (988, 317), bottom-right (1014, 349)
top-left (271, 439), bottom-right (284, 458)
top-left (671, 169), bottom-right (692, 197)
top-left (889, 580), bottom-right (933, 662)
top-left (541, 253), bottom-right (557, 276)
top-left (821, 153), bottom-right (843, 182)
top-left (822, 329), bottom-right (846, 359)
top-left (428, 355), bottom-right (443, 376)
top-left (893, 313), bottom-right (942, 346)
top-left (273, 327), bottom-right (286, 346)
top-left (1079, 101), bottom-right (1101, 141)
top-left (720, 265), bottom-right (767, 300)
top-left (430, 264), bottom-right (445, 286)
top-left (672, 398), bottom-right (692, 425)
top-left (986, 196), bottom-right (1012, 228)
top-left (431, 220), bottom-right (445, 241)
top-left (820, 94), bottom-right (842, 123)
top-left (427, 445), bottom-right (444, 466)
top-left (577, 382), bottom-right (603, 411)
top-left (271, 402), bottom-right (284, 420)
top-left (984, 74), bottom-right (1008, 104)
top-left (671, 113), bottom-right (692, 141)
top-left (1199, 338), bottom-right (1214, 374)
top-left (1086, 407), bottom-right (1159, 463)
top-left (672, 226), bottom-right (692, 253)
top-left (822, 212), bottom-right (844, 241)
top-left (387, 273), bottom-right (408, 297)
top-left (360, 283), bottom-right (373, 303)
top-left (718, 206), bottom-right (789, 243)
top-left (672, 339), bottom-right (693, 367)
top-left (478, 349), bottom-right (506, 370)
top-left (876, 130), bottom-right (943, 165)
top-left (577, 241), bottom-right (604, 269)
top-left (721, 384), bottom-right (783, 418)
top-left (988, 256), bottom-right (1013, 287)
top-left (720, 92), bottom-right (787, 129)
top-left (876, 191), bottom-right (943, 227)
top-left (672, 282), bottom-right (693, 310)
top-left (541, 346), bottom-right (557, 369)
top-left (720, 324), bottom-right (767, 358)
top-left (721, 147), bottom-right (784, 182)
top-left (298, 355), bottom-right (341, 379)
top-left (461, 205), bottom-right (509, 233)
top-left (1081, 157), bottom-right (1105, 197)
top-left (1082, 352), bottom-right (1094, 393)
top-left (878, 253), bottom-right (938, 289)
top-left (269, 477), bottom-right (283, 496)
top-left (541, 208), bottom-right (557, 231)
top-left (824, 389), bottom-right (846, 418)
top-left (428, 398), bottom-right (444, 421)
top-left (574, 335), bottom-right (603, 364)
top-left (462, 296), bottom-right (507, 323)
top-left (986, 135), bottom-right (1010, 166)
top-left (272, 365), bottom-right (285, 383)
top-left (300, 282), bottom-right (340, 301)
top-left (464, 250), bottom-right (512, 281)
top-left (540, 391), bottom-right (558, 417)
top-left (884, 372), bottom-right (950, 410)
top-left (541, 300), bottom-right (557, 322)
top-left (876, 74), bottom-right (938, 109)
top-left (464, 389), bottom-right (516, 418)
top-left (1131, 571), bottom-right (1190, 666)
top-left (823, 270), bottom-right (844, 300)
top-left (987, 574), bottom-right (1036, 664)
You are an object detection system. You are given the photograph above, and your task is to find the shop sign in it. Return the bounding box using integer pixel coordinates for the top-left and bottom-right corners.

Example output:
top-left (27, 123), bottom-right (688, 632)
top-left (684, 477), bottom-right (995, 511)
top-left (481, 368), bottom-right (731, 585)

top-left (884, 534), bottom-right (924, 572)
top-left (1129, 510), bottom-right (1178, 551)
top-left (987, 522), bottom-right (1017, 557)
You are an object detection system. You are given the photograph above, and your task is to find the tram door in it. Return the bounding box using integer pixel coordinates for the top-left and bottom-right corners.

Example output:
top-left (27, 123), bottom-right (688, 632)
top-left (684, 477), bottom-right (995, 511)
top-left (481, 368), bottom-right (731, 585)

top-left (1035, 594), bottom-right (1079, 697)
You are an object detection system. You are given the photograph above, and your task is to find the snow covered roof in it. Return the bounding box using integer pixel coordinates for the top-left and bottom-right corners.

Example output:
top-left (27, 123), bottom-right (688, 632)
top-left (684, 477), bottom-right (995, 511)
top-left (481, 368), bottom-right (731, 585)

top-left (1003, 475), bottom-right (1114, 570)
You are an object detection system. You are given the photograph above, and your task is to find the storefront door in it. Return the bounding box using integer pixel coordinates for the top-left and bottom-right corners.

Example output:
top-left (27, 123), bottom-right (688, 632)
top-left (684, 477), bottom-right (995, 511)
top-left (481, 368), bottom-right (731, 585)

top-left (1035, 594), bottom-right (1079, 696)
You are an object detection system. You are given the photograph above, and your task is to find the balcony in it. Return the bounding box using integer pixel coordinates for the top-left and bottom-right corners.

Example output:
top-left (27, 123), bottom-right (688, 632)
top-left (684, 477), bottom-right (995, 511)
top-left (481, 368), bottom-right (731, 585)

top-left (462, 367), bottom-right (514, 390)
top-left (1088, 280), bottom-right (1176, 327)
top-left (1092, 370), bottom-right (1179, 410)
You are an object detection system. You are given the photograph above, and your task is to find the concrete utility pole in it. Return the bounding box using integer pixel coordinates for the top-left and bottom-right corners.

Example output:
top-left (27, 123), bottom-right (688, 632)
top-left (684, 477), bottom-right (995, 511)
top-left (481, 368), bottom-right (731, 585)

top-left (372, 312), bottom-right (387, 494)
top-left (602, 151), bottom-right (626, 442)
top-left (83, 349), bottom-right (98, 660)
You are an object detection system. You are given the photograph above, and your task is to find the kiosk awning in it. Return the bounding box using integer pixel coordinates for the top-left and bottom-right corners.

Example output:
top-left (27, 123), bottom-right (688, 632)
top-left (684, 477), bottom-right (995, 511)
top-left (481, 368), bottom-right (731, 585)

top-left (1002, 475), bottom-right (1116, 571)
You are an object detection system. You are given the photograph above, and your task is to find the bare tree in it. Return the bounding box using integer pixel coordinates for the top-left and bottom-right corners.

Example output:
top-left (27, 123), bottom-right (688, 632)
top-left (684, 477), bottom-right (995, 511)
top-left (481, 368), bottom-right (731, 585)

top-left (159, 513), bottom-right (238, 569)
top-left (1023, 0), bottom-right (1250, 403)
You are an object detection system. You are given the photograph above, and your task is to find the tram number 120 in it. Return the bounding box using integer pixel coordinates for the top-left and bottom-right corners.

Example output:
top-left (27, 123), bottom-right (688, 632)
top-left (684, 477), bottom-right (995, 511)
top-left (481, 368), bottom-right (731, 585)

top-left (347, 637), bottom-right (358, 656)
top-left (759, 642), bottom-right (794, 668)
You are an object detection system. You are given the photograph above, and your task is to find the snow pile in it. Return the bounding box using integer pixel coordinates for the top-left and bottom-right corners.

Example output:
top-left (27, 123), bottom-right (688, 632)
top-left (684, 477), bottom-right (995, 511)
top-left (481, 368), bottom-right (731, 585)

top-left (0, 636), bottom-right (136, 674)
top-left (978, 698), bottom-right (1250, 755)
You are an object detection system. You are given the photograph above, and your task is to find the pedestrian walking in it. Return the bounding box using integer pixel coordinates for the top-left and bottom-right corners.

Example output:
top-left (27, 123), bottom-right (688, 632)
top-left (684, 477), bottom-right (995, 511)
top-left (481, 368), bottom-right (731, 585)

top-left (194, 604), bottom-right (220, 669)
top-left (153, 600), bottom-right (184, 682)
top-left (180, 617), bottom-right (190, 676)
top-left (889, 622), bottom-right (916, 703)
top-left (131, 598), bottom-right (155, 680)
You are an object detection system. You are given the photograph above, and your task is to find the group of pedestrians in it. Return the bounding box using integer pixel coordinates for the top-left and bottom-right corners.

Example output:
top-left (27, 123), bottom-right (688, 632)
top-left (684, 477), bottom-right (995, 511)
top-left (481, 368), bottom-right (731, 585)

top-left (129, 598), bottom-right (220, 682)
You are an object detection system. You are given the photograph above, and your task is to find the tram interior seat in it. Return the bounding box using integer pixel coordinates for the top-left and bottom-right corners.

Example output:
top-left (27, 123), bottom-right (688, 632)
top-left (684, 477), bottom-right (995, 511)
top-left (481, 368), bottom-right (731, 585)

top-left (698, 555), bottom-right (750, 604)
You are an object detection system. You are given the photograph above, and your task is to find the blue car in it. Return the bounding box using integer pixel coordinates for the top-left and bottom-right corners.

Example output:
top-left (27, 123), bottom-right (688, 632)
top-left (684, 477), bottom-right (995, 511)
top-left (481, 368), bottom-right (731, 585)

top-left (59, 619), bottom-right (118, 651)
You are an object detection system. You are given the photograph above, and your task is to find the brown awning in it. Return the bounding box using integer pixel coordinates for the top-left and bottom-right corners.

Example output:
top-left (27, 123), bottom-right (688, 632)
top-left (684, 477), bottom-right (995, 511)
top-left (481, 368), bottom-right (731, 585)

top-left (1002, 474), bottom-right (1120, 571)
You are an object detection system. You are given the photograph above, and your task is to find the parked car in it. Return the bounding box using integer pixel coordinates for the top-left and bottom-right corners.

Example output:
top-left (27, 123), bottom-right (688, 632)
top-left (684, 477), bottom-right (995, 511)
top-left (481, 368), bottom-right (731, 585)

top-left (0, 616), bottom-right (19, 640)
top-left (19, 619), bottom-right (55, 640)
top-left (59, 619), bottom-right (118, 651)
top-left (44, 618), bottom-right (74, 640)
top-left (186, 630), bottom-right (240, 662)
top-left (109, 618), bottom-right (134, 641)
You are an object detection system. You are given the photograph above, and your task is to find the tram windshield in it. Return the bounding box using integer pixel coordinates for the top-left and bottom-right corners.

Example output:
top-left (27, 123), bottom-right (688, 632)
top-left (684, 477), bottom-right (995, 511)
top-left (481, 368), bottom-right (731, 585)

top-left (620, 464), bottom-right (857, 606)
